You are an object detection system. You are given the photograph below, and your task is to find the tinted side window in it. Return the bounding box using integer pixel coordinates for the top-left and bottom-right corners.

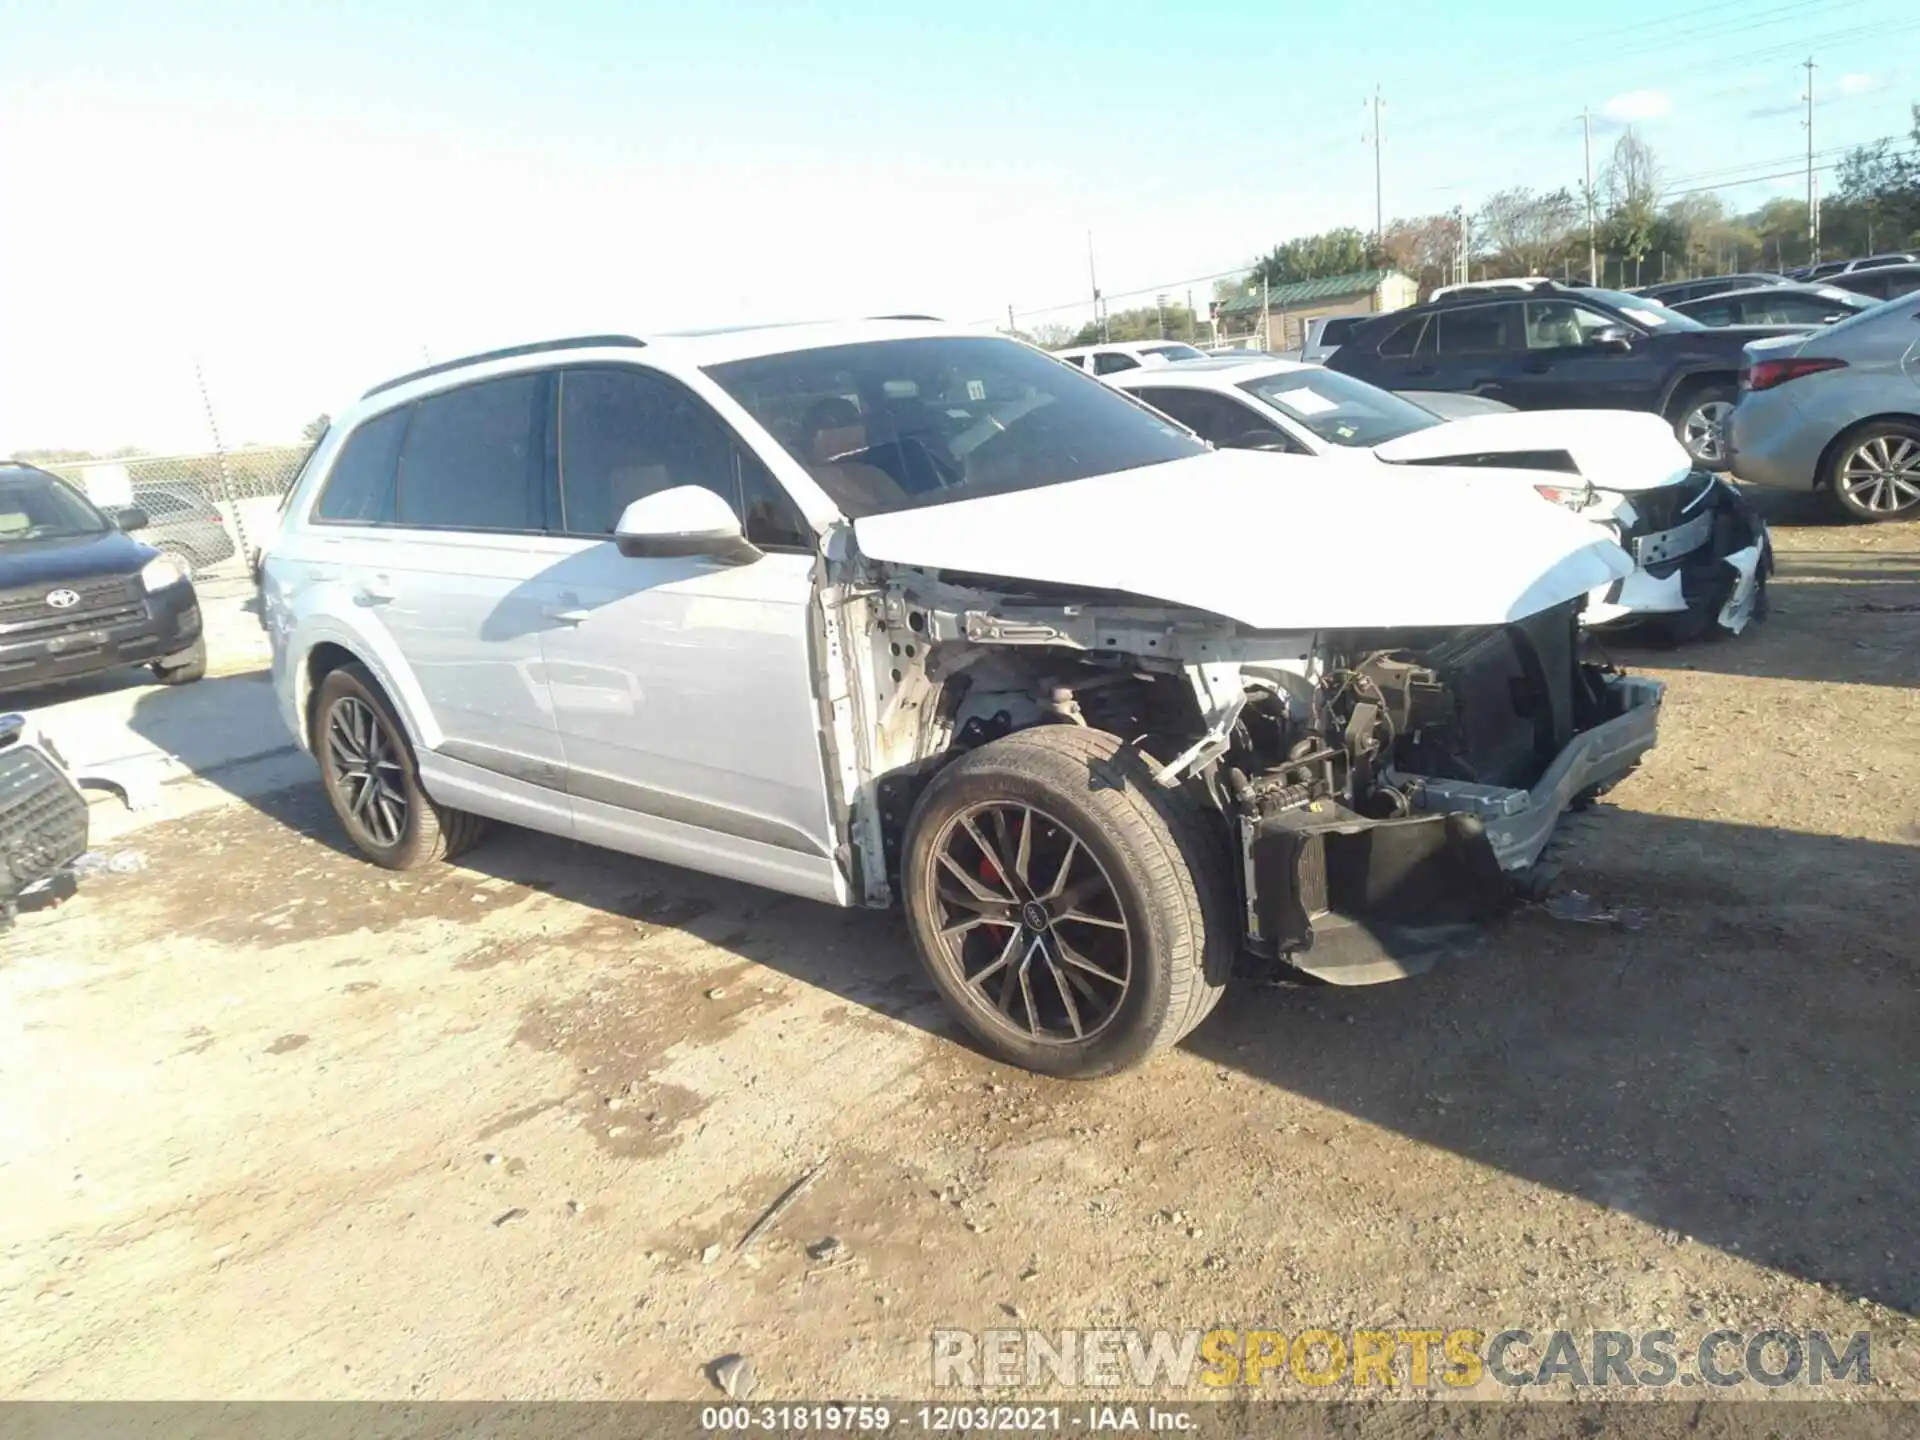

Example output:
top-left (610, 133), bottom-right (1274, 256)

top-left (1092, 352), bottom-right (1140, 375)
top-left (1435, 303), bottom-right (1520, 355)
top-left (314, 408), bottom-right (407, 524)
top-left (1886, 273), bottom-right (1920, 298)
top-left (559, 367), bottom-right (810, 548)
top-left (1685, 300), bottom-right (1736, 326)
top-left (395, 375), bottom-right (542, 531)
top-left (737, 448), bottom-right (812, 551)
top-left (1377, 316), bottom-right (1427, 357)
top-left (1135, 387), bottom-right (1283, 447)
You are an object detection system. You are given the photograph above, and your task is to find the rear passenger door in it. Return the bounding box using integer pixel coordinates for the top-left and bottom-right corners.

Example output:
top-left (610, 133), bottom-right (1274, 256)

top-left (313, 374), bottom-right (571, 815)
top-left (1428, 302), bottom-right (1526, 401)
top-left (535, 365), bottom-right (843, 904)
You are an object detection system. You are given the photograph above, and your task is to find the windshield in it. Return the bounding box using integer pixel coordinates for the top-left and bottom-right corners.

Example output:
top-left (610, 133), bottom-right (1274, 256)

top-left (1236, 368), bottom-right (1442, 448)
top-left (0, 468), bottom-right (112, 542)
top-left (705, 336), bottom-right (1205, 516)
top-left (1139, 343), bottom-right (1206, 361)
top-left (1315, 317), bottom-right (1364, 345)
top-left (1578, 288), bottom-right (1705, 331)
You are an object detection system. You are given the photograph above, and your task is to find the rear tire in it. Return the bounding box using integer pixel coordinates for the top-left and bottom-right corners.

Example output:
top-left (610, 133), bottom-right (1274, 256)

top-left (901, 726), bottom-right (1232, 1078)
top-left (1823, 420), bottom-right (1920, 521)
top-left (1669, 381), bottom-right (1739, 466)
top-left (312, 664), bottom-right (485, 869)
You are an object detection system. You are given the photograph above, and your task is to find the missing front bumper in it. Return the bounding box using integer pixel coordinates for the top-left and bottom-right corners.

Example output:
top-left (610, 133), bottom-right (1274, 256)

top-left (1240, 673), bottom-right (1664, 985)
top-left (1587, 478), bottom-right (1772, 635)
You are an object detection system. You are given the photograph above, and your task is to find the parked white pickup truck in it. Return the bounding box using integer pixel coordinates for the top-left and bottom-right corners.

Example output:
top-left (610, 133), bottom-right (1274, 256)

top-left (264, 322), bottom-right (1662, 1077)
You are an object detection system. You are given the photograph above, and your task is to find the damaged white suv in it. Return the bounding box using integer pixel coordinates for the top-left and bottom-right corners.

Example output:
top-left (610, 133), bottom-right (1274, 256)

top-left (264, 323), bottom-right (1663, 1077)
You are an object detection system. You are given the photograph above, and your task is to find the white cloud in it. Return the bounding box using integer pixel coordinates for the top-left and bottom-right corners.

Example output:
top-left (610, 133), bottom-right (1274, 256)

top-left (1601, 89), bottom-right (1674, 124)
top-left (1837, 72), bottom-right (1882, 98)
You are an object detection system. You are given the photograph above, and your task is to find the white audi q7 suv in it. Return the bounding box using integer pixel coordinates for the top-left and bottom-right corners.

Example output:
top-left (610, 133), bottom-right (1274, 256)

top-left (263, 321), bottom-right (1663, 1077)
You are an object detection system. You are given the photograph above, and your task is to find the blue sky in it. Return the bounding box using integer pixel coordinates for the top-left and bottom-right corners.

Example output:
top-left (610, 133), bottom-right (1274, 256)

top-left (2, 0), bottom-right (1916, 450)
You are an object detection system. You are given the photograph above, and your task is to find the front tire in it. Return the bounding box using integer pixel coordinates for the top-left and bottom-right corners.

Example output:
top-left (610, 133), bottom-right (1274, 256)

top-left (901, 726), bottom-right (1232, 1078)
top-left (151, 636), bottom-right (206, 685)
top-left (312, 664), bottom-right (485, 869)
top-left (1825, 421), bottom-right (1920, 521)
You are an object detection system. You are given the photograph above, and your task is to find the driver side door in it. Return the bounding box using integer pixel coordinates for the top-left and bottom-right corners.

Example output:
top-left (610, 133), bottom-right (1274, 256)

top-left (1507, 299), bottom-right (1656, 410)
top-left (535, 364), bottom-right (844, 905)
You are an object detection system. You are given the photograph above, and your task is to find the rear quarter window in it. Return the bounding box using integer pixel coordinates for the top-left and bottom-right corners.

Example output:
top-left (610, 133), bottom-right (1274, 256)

top-left (1376, 316), bottom-right (1428, 357)
top-left (313, 408), bottom-right (408, 524)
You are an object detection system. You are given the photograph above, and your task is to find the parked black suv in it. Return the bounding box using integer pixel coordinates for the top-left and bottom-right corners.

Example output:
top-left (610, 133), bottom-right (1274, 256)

top-left (1325, 279), bottom-right (1812, 465)
top-left (0, 463), bottom-right (206, 693)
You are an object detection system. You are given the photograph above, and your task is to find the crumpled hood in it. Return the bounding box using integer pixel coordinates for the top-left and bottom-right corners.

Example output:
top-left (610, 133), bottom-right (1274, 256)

top-left (1372, 409), bottom-right (1693, 493)
top-left (853, 449), bottom-right (1634, 631)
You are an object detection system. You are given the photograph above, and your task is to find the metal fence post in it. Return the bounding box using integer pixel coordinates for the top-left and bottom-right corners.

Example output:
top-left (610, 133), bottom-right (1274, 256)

top-left (193, 360), bottom-right (252, 564)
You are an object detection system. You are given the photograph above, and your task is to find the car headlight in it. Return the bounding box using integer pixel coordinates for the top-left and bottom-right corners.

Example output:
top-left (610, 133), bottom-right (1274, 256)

top-left (1533, 481), bottom-right (1597, 511)
top-left (139, 554), bottom-right (189, 592)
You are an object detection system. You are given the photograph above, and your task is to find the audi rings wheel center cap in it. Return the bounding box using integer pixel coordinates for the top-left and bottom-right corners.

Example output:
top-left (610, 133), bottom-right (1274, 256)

top-left (1020, 901), bottom-right (1051, 931)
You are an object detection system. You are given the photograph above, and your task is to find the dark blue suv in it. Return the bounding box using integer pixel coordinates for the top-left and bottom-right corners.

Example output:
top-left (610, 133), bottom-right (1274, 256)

top-left (0, 463), bottom-right (205, 694)
top-left (1325, 279), bottom-right (1810, 466)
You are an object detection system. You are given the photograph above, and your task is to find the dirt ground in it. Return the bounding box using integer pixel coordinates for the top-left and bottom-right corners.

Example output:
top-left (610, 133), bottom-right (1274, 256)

top-left (2, 489), bottom-right (1915, 1403)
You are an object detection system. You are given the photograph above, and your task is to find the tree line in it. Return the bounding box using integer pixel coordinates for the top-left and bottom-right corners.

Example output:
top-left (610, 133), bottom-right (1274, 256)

top-left (1041, 104), bottom-right (1920, 344)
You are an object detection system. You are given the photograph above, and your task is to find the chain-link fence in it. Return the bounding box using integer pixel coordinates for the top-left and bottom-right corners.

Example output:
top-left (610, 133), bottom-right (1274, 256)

top-left (47, 445), bottom-right (309, 578)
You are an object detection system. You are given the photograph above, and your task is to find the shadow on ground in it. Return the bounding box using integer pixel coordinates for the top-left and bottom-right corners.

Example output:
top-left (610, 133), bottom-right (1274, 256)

top-left (1190, 806), bottom-right (1918, 1317)
top-left (226, 773), bottom-right (1919, 1318)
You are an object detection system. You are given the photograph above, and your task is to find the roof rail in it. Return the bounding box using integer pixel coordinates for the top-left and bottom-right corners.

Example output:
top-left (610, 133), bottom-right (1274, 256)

top-left (362, 335), bottom-right (647, 399)
top-left (868, 313), bottom-right (943, 321)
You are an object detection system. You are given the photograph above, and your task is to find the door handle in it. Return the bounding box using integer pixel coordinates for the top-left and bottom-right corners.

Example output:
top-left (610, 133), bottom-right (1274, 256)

top-left (544, 605), bottom-right (591, 626)
top-left (1405, 365), bottom-right (1437, 377)
top-left (355, 576), bottom-right (396, 604)
top-left (1522, 360), bottom-right (1553, 374)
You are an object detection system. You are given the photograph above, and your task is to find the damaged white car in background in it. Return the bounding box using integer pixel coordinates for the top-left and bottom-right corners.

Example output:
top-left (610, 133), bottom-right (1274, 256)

top-left (267, 324), bottom-right (1664, 1080)
top-left (1110, 357), bottom-right (1771, 642)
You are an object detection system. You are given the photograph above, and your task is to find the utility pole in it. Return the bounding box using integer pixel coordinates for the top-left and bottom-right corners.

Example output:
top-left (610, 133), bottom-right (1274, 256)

top-left (1367, 86), bottom-right (1385, 244)
top-left (1581, 107), bottom-right (1599, 285)
top-left (1007, 303), bottom-right (1016, 336)
top-left (1803, 58), bottom-right (1819, 263)
top-left (1087, 230), bottom-right (1106, 342)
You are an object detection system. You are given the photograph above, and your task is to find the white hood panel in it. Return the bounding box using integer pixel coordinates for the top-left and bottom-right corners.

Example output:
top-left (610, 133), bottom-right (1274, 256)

top-left (1373, 409), bottom-right (1693, 493)
top-left (853, 450), bottom-right (1634, 632)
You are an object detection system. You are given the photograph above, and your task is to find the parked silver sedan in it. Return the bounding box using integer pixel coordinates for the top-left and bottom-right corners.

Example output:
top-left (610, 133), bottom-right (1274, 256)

top-left (1727, 292), bottom-right (1920, 520)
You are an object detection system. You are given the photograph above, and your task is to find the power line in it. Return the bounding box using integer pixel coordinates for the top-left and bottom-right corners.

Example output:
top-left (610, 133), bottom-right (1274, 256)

top-left (1374, 6), bottom-right (1904, 149)
top-left (1804, 57), bottom-right (1820, 258)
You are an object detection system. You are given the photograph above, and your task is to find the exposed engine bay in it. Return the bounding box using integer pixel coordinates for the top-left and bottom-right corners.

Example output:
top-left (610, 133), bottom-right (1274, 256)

top-left (854, 575), bottom-right (1663, 985)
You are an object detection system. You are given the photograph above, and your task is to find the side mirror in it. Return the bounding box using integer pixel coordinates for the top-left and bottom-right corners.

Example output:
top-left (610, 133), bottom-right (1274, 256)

top-left (113, 505), bottom-right (150, 532)
top-left (1590, 325), bottom-right (1634, 352)
top-left (612, 486), bottom-right (761, 565)
top-left (1221, 430), bottom-right (1293, 453)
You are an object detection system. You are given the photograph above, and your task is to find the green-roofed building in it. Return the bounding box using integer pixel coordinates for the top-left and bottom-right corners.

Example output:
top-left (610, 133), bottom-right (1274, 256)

top-left (1214, 268), bottom-right (1419, 351)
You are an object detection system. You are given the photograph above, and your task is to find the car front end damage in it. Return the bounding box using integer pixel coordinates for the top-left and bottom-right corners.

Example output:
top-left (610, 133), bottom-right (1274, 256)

top-left (1576, 470), bottom-right (1771, 636)
top-left (855, 575), bottom-right (1662, 987)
